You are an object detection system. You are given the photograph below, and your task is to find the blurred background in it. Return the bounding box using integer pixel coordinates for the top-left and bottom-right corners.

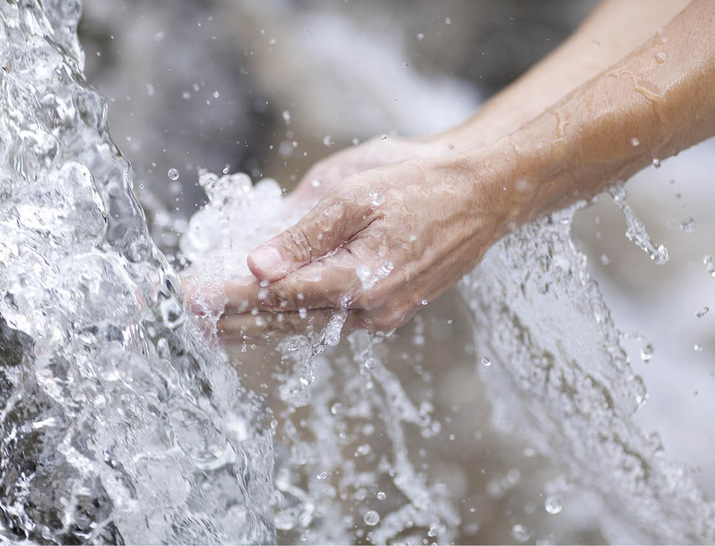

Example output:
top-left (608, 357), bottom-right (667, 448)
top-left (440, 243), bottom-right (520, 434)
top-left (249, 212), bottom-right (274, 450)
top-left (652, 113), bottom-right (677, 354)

top-left (77, 1), bottom-right (715, 543)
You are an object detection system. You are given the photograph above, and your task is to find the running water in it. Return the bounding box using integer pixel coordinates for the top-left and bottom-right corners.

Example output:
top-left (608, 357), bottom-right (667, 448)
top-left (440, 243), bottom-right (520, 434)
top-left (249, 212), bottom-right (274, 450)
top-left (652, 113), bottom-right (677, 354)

top-left (0, 2), bottom-right (273, 543)
top-left (2, 1), bottom-right (715, 545)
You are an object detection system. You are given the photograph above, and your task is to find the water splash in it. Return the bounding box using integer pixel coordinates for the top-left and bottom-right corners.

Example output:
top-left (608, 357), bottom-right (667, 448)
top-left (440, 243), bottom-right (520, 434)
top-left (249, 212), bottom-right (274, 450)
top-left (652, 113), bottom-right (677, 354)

top-left (4, 1), bottom-right (715, 544)
top-left (609, 185), bottom-right (669, 264)
top-left (0, 1), bottom-right (274, 542)
top-left (182, 172), bottom-right (460, 543)
top-left (460, 207), bottom-right (715, 543)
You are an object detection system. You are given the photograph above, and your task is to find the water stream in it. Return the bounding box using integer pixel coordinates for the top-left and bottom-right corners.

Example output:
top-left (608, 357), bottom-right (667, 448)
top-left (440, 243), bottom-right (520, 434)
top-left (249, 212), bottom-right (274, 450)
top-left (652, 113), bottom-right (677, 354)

top-left (1, 1), bottom-right (714, 544)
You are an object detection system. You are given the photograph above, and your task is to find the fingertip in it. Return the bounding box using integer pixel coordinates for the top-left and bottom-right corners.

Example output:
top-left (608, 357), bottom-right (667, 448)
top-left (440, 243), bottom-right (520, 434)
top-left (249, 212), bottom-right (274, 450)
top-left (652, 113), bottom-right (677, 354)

top-left (247, 245), bottom-right (289, 281)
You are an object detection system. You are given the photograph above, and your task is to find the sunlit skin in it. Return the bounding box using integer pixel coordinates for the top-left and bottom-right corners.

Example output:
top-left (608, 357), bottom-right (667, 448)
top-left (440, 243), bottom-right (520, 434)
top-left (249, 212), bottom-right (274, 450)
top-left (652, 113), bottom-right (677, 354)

top-left (188, 0), bottom-right (715, 339)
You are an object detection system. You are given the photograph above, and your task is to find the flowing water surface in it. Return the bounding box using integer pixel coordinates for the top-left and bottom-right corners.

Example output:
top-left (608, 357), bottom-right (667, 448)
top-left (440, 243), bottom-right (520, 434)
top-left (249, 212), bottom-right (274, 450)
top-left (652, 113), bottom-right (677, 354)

top-left (1, 1), bottom-right (714, 544)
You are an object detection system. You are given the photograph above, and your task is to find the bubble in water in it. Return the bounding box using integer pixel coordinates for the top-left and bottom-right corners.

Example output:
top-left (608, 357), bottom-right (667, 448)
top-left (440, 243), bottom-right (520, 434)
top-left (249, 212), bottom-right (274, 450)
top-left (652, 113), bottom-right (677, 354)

top-left (481, 356), bottom-right (492, 367)
top-left (510, 523), bottom-right (531, 543)
top-left (417, 32), bottom-right (425, 41)
top-left (696, 307), bottom-right (709, 318)
top-left (376, 491), bottom-right (386, 501)
top-left (168, 168), bottom-right (180, 180)
top-left (544, 494), bottom-right (564, 515)
top-left (282, 110), bottom-right (291, 123)
top-left (322, 135), bottom-right (333, 146)
top-left (363, 510), bottom-right (380, 526)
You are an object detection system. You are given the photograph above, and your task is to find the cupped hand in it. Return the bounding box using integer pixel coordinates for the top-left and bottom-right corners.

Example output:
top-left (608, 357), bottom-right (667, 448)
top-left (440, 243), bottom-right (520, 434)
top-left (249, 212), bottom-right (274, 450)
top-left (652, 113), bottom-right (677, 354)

top-left (218, 152), bottom-right (515, 337)
top-left (289, 135), bottom-right (448, 205)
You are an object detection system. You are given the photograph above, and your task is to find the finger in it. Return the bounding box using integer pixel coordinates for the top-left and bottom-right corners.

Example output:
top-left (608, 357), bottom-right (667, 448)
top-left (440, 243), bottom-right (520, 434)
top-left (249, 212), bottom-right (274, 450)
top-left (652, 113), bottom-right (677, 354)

top-left (247, 188), bottom-right (373, 282)
top-left (225, 251), bottom-right (363, 314)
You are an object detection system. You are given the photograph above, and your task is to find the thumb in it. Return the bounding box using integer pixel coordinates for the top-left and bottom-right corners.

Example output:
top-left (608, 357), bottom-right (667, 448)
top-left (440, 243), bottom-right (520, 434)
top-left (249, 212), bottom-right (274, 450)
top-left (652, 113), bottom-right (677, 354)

top-left (247, 192), bottom-right (371, 282)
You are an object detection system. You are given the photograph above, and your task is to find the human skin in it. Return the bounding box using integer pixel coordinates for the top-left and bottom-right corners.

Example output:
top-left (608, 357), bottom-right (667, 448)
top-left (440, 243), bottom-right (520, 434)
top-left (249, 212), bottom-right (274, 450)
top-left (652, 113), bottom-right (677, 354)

top-left (197, 0), bottom-right (715, 338)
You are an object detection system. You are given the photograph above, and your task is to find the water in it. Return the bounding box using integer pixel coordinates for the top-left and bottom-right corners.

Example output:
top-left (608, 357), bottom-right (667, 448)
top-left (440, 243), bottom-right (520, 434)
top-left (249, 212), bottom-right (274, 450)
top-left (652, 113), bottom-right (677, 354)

top-left (2, 1), bottom-right (715, 544)
top-left (0, 2), bottom-right (273, 543)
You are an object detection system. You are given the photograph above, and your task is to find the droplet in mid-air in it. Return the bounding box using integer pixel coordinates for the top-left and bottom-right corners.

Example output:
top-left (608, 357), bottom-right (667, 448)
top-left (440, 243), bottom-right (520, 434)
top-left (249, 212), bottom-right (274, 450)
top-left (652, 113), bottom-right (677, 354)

top-left (680, 217), bottom-right (696, 232)
top-left (640, 343), bottom-right (654, 362)
top-left (545, 494), bottom-right (564, 515)
top-left (167, 168), bottom-right (179, 181)
top-left (363, 510), bottom-right (380, 526)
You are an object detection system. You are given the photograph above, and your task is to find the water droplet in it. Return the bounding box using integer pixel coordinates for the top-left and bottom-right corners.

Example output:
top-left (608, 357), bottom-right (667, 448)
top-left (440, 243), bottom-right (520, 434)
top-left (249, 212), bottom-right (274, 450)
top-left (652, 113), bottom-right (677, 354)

top-left (631, 137), bottom-right (640, 147)
top-left (282, 110), bottom-right (291, 123)
top-left (696, 307), bottom-right (709, 318)
top-left (655, 52), bottom-right (667, 63)
top-left (376, 491), bottom-right (386, 501)
top-left (298, 307), bottom-right (307, 319)
top-left (640, 343), bottom-right (654, 362)
top-left (213, 91), bottom-right (220, 98)
top-left (481, 356), bottom-right (492, 367)
top-left (363, 510), bottom-right (380, 526)
top-left (544, 495), bottom-right (563, 515)
top-left (369, 191), bottom-right (385, 207)
top-left (167, 168), bottom-right (179, 181)
top-left (322, 135), bottom-right (333, 147)
top-left (421, 299), bottom-right (428, 306)
top-left (704, 255), bottom-right (715, 277)
top-left (600, 254), bottom-right (610, 266)
top-left (694, 344), bottom-right (703, 352)
top-left (652, 158), bottom-right (661, 168)
top-left (444, 17), bottom-right (452, 25)
top-left (182, 91), bottom-right (191, 100)
top-left (316, 471), bottom-right (327, 480)
top-left (681, 217), bottom-right (696, 233)
top-left (510, 523), bottom-right (531, 543)
top-left (417, 32), bottom-right (425, 41)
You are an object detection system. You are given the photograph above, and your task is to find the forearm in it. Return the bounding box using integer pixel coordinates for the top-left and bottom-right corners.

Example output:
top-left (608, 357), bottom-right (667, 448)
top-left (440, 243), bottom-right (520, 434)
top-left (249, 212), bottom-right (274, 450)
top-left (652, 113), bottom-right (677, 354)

top-left (483, 0), bottom-right (715, 232)
top-left (429, 0), bottom-right (691, 150)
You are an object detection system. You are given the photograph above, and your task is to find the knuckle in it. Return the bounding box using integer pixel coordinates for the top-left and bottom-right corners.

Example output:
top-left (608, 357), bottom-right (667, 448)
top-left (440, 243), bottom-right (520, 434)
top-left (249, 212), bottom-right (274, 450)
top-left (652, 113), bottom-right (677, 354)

top-left (282, 224), bottom-right (314, 263)
top-left (355, 286), bottom-right (388, 311)
top-left (370, 313), bottom-right (402, 332)
top-left (264, 283), bottom-right (296, 312)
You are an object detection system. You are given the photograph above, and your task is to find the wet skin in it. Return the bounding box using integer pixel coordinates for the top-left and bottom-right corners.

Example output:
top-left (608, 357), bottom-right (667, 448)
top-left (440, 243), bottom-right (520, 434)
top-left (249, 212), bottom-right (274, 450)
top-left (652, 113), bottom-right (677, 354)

top-left (188, 0), bottom-right (715, 338)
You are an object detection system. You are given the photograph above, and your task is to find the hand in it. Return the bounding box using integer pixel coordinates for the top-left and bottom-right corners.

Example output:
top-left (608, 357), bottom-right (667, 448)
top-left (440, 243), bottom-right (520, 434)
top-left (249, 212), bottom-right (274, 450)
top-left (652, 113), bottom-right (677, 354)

top-left (289, 135), bottom-right (448, 205)
top-left (217, 152), bottom-right (514, 337)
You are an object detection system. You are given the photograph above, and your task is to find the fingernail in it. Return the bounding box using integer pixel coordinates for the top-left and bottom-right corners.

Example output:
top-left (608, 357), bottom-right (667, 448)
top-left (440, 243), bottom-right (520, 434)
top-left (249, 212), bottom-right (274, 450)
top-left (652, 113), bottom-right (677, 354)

top-left (249, 246), bottom-right (286, 279)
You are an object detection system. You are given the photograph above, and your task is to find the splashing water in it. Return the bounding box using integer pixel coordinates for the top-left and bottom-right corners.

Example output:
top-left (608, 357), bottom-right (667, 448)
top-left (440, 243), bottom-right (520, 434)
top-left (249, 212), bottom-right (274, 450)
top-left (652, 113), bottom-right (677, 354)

top-left (180, 171), bottom-right (459, 543)
top-left (460, 207), bottom-right (715, 543)
top-left (0, 2), bottom-right (274, 543)
top-left (3, 1), bottom-right (715, 545)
